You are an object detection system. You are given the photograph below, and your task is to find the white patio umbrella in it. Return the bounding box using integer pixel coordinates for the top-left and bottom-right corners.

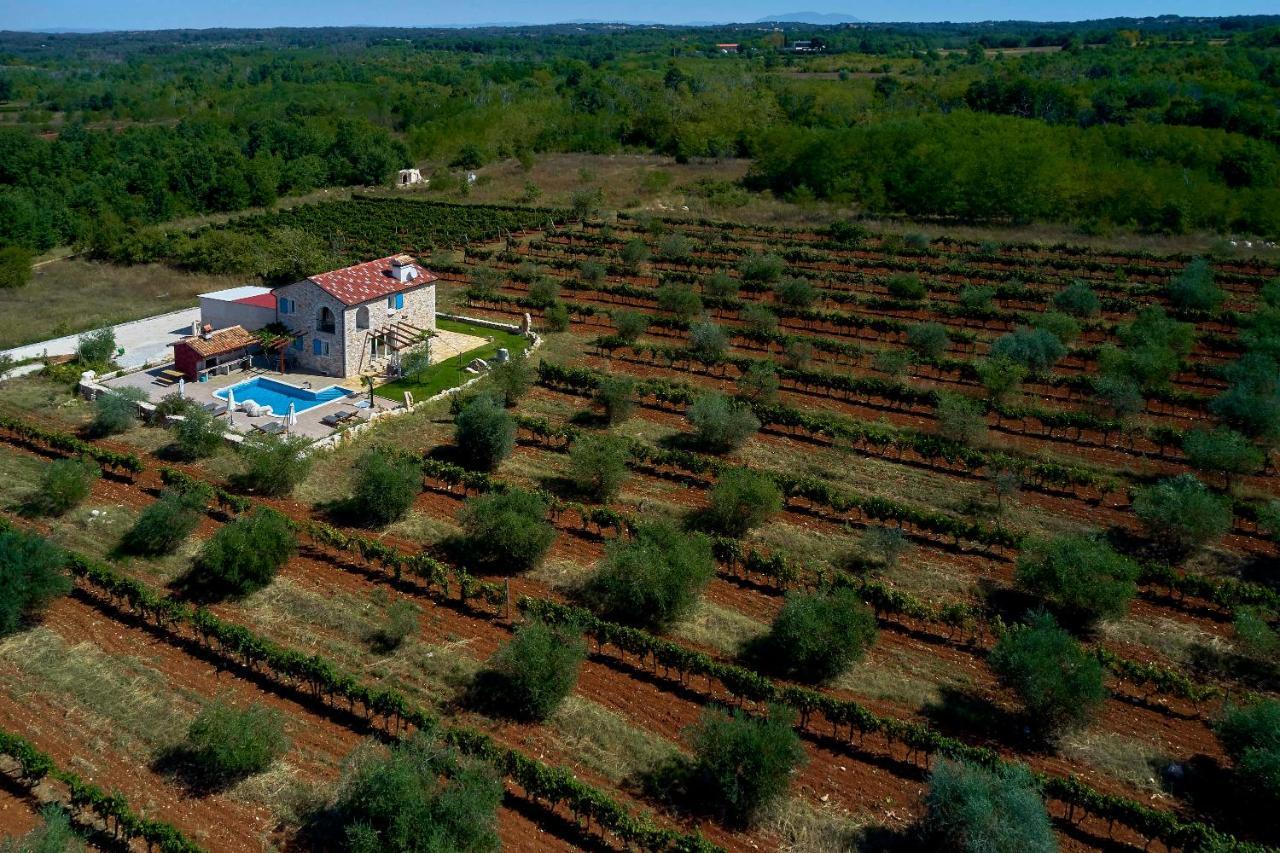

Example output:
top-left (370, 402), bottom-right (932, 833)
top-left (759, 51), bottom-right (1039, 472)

top-left (177, 378), bottom-right (185, 399)
top-left (287, 402), bottom-right (297, 430)
top-left (226, 387), bottom-right (236, 427)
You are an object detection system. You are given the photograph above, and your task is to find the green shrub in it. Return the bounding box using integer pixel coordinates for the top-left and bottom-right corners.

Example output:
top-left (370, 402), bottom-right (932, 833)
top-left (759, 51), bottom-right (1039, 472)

top-left (612, 310), bottom-right (648, 343)
top-left (172, 406), bottom-right (227, 460)
top-left (907, 322), bottom-right (950, 360)
top-left (989, 611), bottom-right (1105, 738)
top-left (704, 271), bottom-right (740, 299)
top-left (121, 489), bottom-right (206, 556)
top-left (184, 698), bottom-right (287, 783)
top-left (455, 395), bottom-right (515, 470)
top-left (193, 508), bottom-right (296, 597)
top-left (975, 355), bottom-right (1027, 402)
top-left (489, 356), bottom-right (532, 407)
top-left (923, 759), bottom-right (1055, 853)
top-left (465, 266), bottom-right (502, 303)
top-left (32, 457), bottom-right (98, 516)
top-left (1168, 257), bottom-right (1224, 313)
top-left (236, 433), bottom-right (315, 497)
top-left (1015, 534), bottom-right (1139, 626)
top-left (774, 277), bottom-right (816, 309)
top-left (458, 487), bottom-right (556, 572)
top-left (706, 467), bottom-right (782, 537)
top-left (688, 321), bottom-right (729, 366)
top-left (567, 434), bottom-right (630, 503)
top-left (737, 360), bottom-right (779, 404)
top-left (886, 273), bottom-right (926, 301)
top-left (543, 301), bottom-right (571, 332)
top-left (4, 804), bottom-right (84, 852)
top-left (782, 339), bottom-right (813, 370)
top-left (333, 733), bottom-right (502, 853)
top-left (483, 620), bottom-right (586, 721)
top-left (0, 245), bottom-right (33, 290)
top-left (1183, 427), bottom-right (1263, 489)
top-left (620, 238), bottom-right (650, 268)
top-left (989, 327), bottom-right (1066, 374)
top-left (1233, 607), bottom-right (1279, 662)
top-left (1051, 280), bottom-right (1100, 317)
top-left (90, 387), bottom-right (147, 436)
top-left (585, 520), bottom-right (715, 631)
top-left (687, 393), bottom-right (759, 453)
top-left (827, 220), bottom-right (868, 243)
top-left (753, 587), bottom-right (877, 682)
top-left (935, 393), bottom-right (987, 445)
top-left (579, 260), bottom-right (606, 285)
top-left (593, 374), bottom-right (635, 425)
top-left (1211, 353), bottom-right (1280, 443)
top-left (0, 529), bottom-right (71, 636)
top-left (75, 327), bottom-right (117, 366)
top-left (1104, 307), bottom-right (1195, 392)
top-left (1215, 699), bottom-right (1280, 809)
top-left (738, 253), bottom-right (784, 285)
top-left (860, 525), bottom-right (909, 572)
top-left (1091, 373), bottom-right (1145, 420)
top-left (740, 303), bottom-right (778, 337)
top-left (369, 598), bottom-right (419, 653)
top-left (348, 449), bottom-right (420, 527)
top-left (1031, 310), bottom-right (1080, 344)
top-left (657, 283), bottom-right (702, 321)
top-left (1132, 473), bottom-right (1231, 552)
top-left (526, 277), bottom-right (560, 308)
top-left (959, 284), bottom-right (996, 312)
top-left (673, 705), bottom-right (805, 827)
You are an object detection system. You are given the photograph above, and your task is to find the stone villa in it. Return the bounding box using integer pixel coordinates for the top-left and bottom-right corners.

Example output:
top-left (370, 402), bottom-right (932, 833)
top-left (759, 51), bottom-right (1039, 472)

top-left (174, 254), bottom-right (437, 381)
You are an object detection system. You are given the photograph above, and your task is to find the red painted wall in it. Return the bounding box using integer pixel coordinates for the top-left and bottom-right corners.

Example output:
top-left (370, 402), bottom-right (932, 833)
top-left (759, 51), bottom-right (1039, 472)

top-left (173, 344), bottom-right (201, 381)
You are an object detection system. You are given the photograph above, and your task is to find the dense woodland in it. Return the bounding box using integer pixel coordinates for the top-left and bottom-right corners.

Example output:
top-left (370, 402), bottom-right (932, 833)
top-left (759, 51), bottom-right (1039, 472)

top-left (0, 16), bottom-right (1278, 252)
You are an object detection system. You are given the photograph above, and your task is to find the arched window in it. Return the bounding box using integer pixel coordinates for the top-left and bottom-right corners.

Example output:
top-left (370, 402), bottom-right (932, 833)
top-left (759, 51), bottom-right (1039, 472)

top-left (355, 306), bottom-right (370, 329)
top-left (316, 306), bottom-right (336, 334)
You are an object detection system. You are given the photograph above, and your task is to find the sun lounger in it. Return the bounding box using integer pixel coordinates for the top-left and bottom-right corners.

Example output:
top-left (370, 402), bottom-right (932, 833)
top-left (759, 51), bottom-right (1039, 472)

top-left (320, 410), bottom-right (357, 427)
top-left (202, 401), bottom-right (227, 415)
top-left (253, 421), bottom-right (286, 435)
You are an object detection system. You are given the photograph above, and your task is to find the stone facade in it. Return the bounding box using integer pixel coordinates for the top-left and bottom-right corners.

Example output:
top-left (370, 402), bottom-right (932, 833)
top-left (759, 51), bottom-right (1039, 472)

top-left (272, 279), bottom-right (436, 379)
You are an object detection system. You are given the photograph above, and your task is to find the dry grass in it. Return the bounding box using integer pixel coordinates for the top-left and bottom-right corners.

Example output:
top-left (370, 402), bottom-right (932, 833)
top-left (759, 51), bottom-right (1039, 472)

top-left (672, 600), bottom-right (767, 657)
top-left (833, 643), bottom-right (978, 711)
top-left (761, 796), bottom-right (870, 853)
top-left (0, 260), bottom-right (241, 349)
top-left (549, 697), bottom-right (680, 784)
top-left (1058, 730), bottom-right (1170, 795)
top-left (0, 627), bottom-right (191, 749)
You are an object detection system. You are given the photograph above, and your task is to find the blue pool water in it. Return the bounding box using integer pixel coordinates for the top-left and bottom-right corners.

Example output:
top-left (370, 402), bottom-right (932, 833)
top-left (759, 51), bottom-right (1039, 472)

top-left (214, 377), bottom-right (351, 415)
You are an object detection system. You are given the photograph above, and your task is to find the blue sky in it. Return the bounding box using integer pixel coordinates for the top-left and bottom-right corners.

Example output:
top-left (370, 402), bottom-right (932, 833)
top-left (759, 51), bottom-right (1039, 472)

top-left (2, 0), bottom-right (1273, 31)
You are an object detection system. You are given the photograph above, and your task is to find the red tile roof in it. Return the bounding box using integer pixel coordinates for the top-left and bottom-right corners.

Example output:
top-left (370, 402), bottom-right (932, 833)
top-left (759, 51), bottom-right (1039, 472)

top-left (306, 255), bottom-right (438, 306)
top-left (171, 325), bottom-right (257, 358)
top-left (235, 292), bottom-right (278, 309)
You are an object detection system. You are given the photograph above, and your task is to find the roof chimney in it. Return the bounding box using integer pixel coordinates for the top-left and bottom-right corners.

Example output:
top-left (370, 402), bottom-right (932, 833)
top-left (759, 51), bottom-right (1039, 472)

top-left (201, 323), bottom-right (213, 340)
top-left (391, 254), bottom-right (417, 283)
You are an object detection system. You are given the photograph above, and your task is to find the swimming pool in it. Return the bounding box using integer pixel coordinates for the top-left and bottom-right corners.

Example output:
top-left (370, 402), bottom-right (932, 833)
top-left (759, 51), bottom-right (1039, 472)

top-left (214, 377), bottom-right (352, 415)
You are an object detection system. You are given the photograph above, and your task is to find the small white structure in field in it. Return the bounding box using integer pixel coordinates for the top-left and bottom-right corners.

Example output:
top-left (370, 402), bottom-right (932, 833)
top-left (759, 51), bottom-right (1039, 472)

top-left (397, 168), bottom-right (425, 187)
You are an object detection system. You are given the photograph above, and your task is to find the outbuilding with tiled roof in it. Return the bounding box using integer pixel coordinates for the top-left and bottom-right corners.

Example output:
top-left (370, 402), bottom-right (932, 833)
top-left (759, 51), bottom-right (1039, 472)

top-left (170, 325), bottom-right (258, 381)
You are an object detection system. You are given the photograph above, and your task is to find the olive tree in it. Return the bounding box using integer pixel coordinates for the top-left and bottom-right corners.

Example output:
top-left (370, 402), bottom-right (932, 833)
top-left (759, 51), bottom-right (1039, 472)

top-left (687, 393), bottom-right (759, 453)
top-left (454, 394), bottom-right (515, 470)
top-left (706, 467), bottom-right (782, 537)
top-left (1015, 534), bottom-right (1139, 626)
top-left (751, 587), bottom-right (877, 682)
top-left (989, 612), bottom-right (1106, 739)
top-left (584, 520), bottom-right (715, 631)
top-left (458, 487), bottom-right (556, 572)
top-left (1132, 473), bottom-right (1231, 552)
top-left (923, 759), bottom-right (1055, 853)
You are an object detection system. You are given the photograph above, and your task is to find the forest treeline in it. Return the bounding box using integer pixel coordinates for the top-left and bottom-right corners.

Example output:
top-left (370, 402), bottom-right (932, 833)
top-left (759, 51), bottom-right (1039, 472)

top-left (0, 17), bottom-right (1277, 251)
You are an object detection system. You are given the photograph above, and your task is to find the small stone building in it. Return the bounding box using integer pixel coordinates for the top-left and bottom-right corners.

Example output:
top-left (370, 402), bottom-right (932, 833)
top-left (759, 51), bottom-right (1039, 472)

top-left (170, 325), bottom-right (257, 381)
top-left (396, 168), bottom-right (425, 187)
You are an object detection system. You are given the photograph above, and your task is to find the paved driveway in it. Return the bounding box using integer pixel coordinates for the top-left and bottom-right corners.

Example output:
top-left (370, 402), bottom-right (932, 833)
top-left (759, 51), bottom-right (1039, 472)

top-left (0, 307), bottom-right (201, 371)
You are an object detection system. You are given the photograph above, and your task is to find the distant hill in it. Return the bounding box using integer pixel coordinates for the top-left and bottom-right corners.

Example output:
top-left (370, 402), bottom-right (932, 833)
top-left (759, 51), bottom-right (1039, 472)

top-left (755, 12), bottom-right (862, 24)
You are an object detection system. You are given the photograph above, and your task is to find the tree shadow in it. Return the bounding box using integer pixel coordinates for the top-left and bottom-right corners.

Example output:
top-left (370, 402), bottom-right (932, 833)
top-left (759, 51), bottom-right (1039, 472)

top-left (568, 408), bottom-right (608, 429)
top-left (922, 686), bottom-right (1037, 752)
top-left (150, 744), bottom-right (241, 797)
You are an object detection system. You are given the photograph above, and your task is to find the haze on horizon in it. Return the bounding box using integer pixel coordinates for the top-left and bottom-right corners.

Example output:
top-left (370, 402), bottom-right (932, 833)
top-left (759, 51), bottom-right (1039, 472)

top-left (2, 0), bottom-right (1275, 32)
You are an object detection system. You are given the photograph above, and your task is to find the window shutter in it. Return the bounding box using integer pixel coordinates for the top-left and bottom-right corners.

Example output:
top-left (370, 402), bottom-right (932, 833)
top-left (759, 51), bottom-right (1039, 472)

top-left (313, 339), bottom-right (321, 355)
top-left (395, 293), bottom-right (405, 309)
top-left (278, 297), bottom-right (287, 314)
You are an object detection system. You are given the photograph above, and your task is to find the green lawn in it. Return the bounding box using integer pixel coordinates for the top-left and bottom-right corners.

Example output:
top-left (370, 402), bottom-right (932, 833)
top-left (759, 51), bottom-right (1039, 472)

top-left (375, 317), bottom-right (529, 402)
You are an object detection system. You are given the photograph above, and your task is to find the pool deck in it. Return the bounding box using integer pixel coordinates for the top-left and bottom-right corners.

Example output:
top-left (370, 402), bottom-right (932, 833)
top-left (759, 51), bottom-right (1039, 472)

top-left (102, 365), bottom-right (401, 440)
